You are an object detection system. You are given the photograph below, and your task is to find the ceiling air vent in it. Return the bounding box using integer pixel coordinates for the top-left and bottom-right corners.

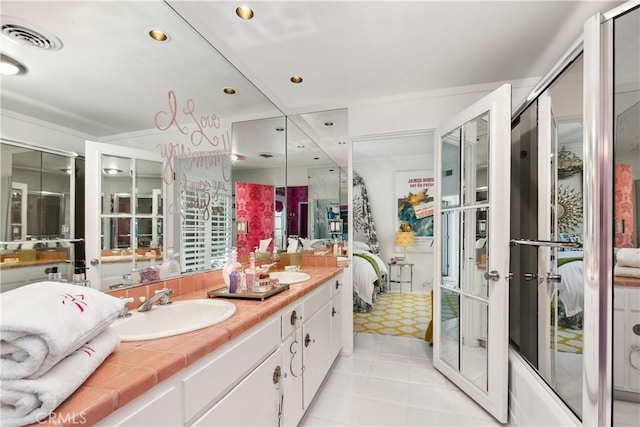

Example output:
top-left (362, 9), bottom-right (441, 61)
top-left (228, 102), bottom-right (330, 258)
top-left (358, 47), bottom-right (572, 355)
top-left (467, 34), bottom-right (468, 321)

top-left (1, 18), bottom-right (63, 50)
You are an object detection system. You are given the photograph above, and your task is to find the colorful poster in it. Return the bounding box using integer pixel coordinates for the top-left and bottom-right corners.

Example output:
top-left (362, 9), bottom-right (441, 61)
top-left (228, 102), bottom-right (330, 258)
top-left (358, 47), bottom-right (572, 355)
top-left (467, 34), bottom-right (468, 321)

top-left (395, 170), bottom-right (435, 249)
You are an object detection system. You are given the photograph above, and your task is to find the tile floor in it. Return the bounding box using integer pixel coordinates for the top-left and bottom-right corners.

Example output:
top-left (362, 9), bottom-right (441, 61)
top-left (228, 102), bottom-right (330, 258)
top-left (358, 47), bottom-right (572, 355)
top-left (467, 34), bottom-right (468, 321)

top-left (301, 332), bottom-right (501, 426)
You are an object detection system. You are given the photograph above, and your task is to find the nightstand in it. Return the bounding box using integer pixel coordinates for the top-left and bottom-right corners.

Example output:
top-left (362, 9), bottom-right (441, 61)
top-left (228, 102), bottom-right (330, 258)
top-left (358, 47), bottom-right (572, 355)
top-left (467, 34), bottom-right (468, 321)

top-left (387, 262), bottom-right (414, 292)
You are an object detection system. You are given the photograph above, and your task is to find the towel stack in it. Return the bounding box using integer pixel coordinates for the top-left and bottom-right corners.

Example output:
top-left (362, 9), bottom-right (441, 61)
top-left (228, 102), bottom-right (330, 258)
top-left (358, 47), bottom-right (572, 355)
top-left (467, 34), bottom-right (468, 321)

top-left (614, 248), bottom-right (640, 278)
top-left (1, 282), bottom-right (123, 427)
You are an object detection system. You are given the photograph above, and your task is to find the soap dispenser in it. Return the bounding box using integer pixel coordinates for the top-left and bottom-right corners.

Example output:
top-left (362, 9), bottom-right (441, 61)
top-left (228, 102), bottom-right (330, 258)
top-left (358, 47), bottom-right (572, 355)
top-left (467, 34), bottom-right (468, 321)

top-left (271, 247), bottom-right (280, 271)
top-left (245, 251), bottom-right (257, 293)
top-left (160, 248), bottom-right (181, 279)
top-left (222, 247), bottom-right (242, 288)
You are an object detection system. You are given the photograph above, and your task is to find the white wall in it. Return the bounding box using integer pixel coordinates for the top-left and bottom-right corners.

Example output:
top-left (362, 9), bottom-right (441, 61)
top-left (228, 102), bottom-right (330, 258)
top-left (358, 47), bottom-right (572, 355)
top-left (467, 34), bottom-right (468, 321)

top-left (349, 78), bottom-right (538, 139)
top-left (348, 79), bottom-right (538, 293)
top-left (353, 136), bottom-right (434, 292)
top-left (1, 111), bottom-right (92, 154)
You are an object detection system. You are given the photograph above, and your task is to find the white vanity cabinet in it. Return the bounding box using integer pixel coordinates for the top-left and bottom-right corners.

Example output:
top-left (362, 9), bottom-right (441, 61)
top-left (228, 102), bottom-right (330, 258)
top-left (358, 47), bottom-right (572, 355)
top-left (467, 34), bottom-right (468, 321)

top-left (99, 273), bottom-right (343, 427)
top-left (330, 275), bottom-right (344, 360)
top-left (301, 284), bottom-right (333, 409)
top-left (281, 278), bottom-right (340, 426)
top-left (613, 285), bottom-right (640, 393)
top-left (280, 303), bottom-right (304, 426)
top-left (192, 348), bottom-right (283, 426)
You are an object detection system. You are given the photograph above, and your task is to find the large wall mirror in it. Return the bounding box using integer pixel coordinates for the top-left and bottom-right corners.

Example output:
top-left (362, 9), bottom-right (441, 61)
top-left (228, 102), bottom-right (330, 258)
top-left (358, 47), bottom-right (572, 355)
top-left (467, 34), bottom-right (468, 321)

top-left (286, 110), bottom-right (348, 250)
top-left (0, 1), bottom-right (286, 291)
top-left (230, 116), bottom-right (287, 259)
top-left (0, 142), bottom-right (80, 292)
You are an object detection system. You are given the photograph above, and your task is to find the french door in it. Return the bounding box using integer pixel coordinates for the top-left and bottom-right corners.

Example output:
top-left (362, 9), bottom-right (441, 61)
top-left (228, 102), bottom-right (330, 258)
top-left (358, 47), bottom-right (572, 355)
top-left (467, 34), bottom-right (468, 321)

top-left (434, 84), bottom-right (511, 423)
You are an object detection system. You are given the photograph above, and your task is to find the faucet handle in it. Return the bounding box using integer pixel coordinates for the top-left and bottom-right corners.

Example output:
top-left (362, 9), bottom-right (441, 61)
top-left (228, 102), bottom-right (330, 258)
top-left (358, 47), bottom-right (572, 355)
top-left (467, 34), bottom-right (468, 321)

top-left (155, 288), bottom-right (173, 305)
top-left (118, 297), bottom-right (134, 318)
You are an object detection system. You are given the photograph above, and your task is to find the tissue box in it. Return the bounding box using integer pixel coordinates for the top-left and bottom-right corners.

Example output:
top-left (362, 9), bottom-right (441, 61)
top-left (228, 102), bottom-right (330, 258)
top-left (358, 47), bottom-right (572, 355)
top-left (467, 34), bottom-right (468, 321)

top-left (18, 249), bottom-right (36, 261)
top-left (280, 253), bottom-right (302, 267)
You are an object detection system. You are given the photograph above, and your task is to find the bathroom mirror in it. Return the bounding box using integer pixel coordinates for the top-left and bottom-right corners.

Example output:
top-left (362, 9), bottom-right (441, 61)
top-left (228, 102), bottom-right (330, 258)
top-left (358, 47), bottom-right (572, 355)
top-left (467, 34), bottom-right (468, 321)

top-left (231, 116), bottom-right (287, 258)
top-left (285, 110), bottom-right (348, 248)
top-left (0, 142), bottom-right (77, 292)
top-left (0, 1), bottom-right (285, 290)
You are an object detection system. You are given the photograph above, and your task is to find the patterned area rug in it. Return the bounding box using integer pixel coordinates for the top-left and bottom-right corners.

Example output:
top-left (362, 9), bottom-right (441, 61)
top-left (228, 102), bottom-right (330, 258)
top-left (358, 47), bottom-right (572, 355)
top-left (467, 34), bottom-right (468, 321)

top-left (354, 292), bottom-right (432, 339)
top-left (554, 326), bottom-right (584, 354)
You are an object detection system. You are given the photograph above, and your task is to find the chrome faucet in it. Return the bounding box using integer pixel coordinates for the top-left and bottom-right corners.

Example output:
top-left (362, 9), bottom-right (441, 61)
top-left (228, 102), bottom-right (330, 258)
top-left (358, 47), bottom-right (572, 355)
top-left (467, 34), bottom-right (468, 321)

top-left (137, 288), bottom-right (174, 312)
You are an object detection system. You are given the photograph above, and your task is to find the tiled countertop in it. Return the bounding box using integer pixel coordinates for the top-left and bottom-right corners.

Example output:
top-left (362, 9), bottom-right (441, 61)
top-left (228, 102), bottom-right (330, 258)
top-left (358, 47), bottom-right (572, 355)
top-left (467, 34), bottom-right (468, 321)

top-left (35, 265), bottom-right (342, 427)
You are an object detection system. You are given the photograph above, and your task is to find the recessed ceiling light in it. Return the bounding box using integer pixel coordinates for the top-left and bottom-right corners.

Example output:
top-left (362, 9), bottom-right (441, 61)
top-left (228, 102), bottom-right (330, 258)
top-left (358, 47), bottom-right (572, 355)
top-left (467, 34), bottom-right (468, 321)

top-left (290, 75), bottom-right (303, 84)
top-left (324, 122), bottom-right (334, 126)
top-left (148, 29), bottom-right (169, 42)
top-left (236, 5), bottom-right (254, 20)
top-left (0, 54), bottom-right (27, 76)
top-left (103, 168), bottom-right (122, 175)
top-left (223, 87), bottom-right (236, 95)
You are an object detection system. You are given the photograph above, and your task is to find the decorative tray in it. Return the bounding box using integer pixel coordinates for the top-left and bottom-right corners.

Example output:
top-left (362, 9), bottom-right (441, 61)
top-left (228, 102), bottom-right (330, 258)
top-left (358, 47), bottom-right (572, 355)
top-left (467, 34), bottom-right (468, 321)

top-left (207, 283), bottom-right (290, 301)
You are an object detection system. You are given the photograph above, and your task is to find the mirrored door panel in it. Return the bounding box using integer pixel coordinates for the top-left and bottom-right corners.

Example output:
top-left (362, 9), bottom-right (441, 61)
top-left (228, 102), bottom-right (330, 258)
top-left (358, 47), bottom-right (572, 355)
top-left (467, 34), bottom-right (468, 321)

top-left (612, 6), bottom-right (640, 426)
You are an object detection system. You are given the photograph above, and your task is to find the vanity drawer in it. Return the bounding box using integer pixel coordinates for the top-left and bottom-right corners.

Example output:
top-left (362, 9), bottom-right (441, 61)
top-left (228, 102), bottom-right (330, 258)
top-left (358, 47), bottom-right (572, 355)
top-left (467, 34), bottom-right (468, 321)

top-left (281, 302), bottom-right (302, 340)
top-left (303, 282), bottom-right (330, 319)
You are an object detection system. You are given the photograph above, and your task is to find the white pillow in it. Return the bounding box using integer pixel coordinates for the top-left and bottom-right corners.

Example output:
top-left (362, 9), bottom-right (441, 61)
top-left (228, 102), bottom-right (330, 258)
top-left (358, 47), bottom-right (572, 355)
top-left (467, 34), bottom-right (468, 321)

top-left (352, 241), bottom-right (371, 251)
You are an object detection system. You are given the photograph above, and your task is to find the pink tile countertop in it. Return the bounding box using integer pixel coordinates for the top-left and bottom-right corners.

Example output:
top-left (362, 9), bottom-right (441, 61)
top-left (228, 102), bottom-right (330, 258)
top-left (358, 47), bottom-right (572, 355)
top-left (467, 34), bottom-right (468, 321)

top-left (34, 261), bottom-right (342, 427)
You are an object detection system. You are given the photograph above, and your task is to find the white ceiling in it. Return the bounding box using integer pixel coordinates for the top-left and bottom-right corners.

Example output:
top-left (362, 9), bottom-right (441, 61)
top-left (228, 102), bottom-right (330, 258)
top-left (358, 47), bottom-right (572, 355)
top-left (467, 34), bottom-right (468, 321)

top-left (0, 0), bottom-right (627, 169)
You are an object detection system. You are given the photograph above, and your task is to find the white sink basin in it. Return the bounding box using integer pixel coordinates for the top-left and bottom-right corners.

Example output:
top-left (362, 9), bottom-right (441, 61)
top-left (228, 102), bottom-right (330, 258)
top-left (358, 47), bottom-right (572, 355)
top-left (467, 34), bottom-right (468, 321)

top-left (112, 299), bottom-right (236, 341)
top-left (269, 271), bottom-right (311, 284)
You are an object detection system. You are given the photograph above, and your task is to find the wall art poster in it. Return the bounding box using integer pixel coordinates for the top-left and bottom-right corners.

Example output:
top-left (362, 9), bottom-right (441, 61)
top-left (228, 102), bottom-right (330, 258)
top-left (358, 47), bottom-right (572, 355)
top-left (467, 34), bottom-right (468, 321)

top-left (395, 170), bottom-right (435, 249)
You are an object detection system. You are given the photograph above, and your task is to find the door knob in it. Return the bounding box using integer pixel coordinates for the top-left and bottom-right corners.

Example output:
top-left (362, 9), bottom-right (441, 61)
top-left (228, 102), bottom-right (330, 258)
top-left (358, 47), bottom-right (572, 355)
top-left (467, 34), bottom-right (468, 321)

top-left (90, 258), bottom-right (100, 266)
top-left (483, 270), bottom-right (500, 281)
top-left (524, 273), bottom-right (537, 281)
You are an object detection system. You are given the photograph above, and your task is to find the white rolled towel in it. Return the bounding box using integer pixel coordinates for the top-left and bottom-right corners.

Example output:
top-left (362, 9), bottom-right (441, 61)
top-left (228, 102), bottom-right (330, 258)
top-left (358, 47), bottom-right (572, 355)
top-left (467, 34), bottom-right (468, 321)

top-left (1, 282), bottom-right (124, 379)
top-left (614, 265), bottom-right (640, 279)
top-left (0, 327), bottom-right (120, 427)
top-left (616, 248), bottom-right (640, 268)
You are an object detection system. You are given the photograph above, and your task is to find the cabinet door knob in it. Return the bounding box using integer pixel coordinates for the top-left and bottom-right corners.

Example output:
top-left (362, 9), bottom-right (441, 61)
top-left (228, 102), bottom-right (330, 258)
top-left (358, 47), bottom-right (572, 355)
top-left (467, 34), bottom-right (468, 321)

top-left (332, 307), bottom-right (337, 317)
top-left (272, 365), bottom-right (282, 384)
top-left (304, 333), bottom-right (312, 347)
top-left (335, 280), bottom-right (341, 289)
top-left (290, 310), bottom-right (298, 325)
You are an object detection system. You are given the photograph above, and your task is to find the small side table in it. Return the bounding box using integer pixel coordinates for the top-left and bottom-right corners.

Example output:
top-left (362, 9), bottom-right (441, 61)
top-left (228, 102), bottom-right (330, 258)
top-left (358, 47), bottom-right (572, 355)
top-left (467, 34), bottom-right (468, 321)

top-left (387, 262), bottom-right (414, 293)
